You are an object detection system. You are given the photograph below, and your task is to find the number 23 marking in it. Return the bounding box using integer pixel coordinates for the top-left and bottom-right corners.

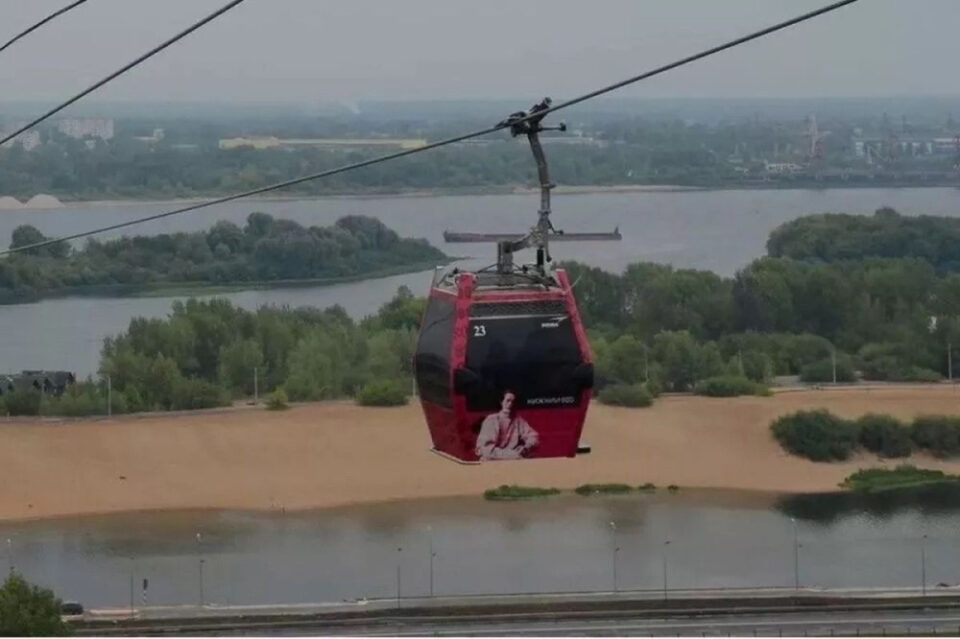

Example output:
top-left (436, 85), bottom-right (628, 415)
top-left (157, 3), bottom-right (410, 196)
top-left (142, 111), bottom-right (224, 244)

top-left (473, 324), bottom-right (486, 337)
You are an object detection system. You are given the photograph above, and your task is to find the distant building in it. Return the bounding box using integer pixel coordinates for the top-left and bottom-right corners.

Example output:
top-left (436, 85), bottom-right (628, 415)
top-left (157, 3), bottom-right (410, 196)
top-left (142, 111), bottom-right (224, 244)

top-left (218, 136), bottom-right (427, 151)
top-left (764, 162), bottom-right (802, 174)
top-left (134, 128), bottom-right (165, 144)
top-left (0, 129), bottom-right (40, 151)
top-left (56, 118), bottom-right (114, 141)
top-left (0, 370), bottom-right (75, 396)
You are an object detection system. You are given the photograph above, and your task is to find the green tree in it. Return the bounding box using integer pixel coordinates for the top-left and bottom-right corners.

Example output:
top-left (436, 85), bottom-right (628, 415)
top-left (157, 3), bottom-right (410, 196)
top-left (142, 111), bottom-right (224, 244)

top-left (0, 573), bottom-right (71, 636)
top-left (218, 339), bottom-right (264, 395)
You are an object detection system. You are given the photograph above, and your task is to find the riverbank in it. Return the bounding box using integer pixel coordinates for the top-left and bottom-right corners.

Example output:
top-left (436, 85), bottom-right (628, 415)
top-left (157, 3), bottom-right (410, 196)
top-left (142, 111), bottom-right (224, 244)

top-left (3, 386), bottom-right (960, 522)
top-left (12, 181), bottom-right (959, 208)
top-left (0, 259), bottom-right (452, 306)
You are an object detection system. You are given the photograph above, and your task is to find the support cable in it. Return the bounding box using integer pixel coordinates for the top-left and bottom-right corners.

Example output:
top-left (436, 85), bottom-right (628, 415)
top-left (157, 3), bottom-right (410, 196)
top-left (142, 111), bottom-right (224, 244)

top-left (0, 0), bottom-right (858, 257)
top-left (0, 0), bottom-right (91, 55)
top-left (0, 0), bottom-right (247, 149)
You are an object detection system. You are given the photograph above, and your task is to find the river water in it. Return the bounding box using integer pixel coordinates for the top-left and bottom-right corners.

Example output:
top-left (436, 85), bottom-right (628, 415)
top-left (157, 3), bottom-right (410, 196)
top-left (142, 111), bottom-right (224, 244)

top-left (1, 487), bottom-right (959, 609)
top-left (1, 187), bottom-right (958, 375)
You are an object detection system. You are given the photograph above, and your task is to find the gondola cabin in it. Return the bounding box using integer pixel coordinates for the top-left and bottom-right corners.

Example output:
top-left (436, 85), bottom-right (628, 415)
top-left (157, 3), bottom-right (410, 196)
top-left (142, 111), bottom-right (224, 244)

top-left (413, 97), bottom-right (619, 463)
top-left (414, 267), bottom-right (594, 462)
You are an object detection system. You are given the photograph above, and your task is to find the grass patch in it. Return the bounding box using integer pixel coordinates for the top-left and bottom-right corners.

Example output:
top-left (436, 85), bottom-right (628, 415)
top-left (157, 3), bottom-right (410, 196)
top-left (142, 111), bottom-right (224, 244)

top-left (483, 485), bottom-right (562, 501)
top-left (574, 483), bottom-right (635, 496)
top-left (840, 465), bottom-right (960, 493)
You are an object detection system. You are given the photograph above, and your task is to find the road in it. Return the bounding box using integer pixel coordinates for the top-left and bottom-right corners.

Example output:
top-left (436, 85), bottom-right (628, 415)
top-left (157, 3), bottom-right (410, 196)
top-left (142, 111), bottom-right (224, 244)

top-left (194, 609), bottom-right (960, 636)
top-left (74, 589), bottom-right (960, 636)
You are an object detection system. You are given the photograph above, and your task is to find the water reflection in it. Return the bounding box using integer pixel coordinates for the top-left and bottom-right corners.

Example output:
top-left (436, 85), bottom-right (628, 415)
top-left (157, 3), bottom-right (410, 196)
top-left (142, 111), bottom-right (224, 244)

top-left (1, 489), bottom-right (959, 608)
top-left (776, 483), bottom-right (960, 525)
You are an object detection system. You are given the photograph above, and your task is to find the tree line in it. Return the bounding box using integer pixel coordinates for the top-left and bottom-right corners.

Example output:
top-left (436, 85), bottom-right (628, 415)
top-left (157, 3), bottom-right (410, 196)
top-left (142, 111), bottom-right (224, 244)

top-left (569, 210), bottom-right (960, 393)
top-left (4, 206), bottom-right (959, 417)
top-left (0, 286), bottom-right (424, 416)
top-left (0, 213), bottom-right (445, 302)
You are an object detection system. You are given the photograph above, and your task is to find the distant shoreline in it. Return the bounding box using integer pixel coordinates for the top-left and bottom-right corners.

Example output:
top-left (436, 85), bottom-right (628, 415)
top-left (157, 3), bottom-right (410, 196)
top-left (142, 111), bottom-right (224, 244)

top-left (0, 259), bottom-right (450, 307)
top-left (2, 182), bottom-right (958, 210)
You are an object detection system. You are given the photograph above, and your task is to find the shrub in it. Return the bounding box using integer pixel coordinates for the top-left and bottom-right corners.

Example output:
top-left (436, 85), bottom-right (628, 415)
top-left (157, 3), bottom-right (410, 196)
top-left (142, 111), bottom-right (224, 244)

top-left (910, 415), bottom-right (960, 457)
top-left (857, 414), bottom-right (912, 458)
top-left (841, 465), bottom-right (958, 492)
top-left (643, 378), bottom-right (663, 398)
top-left (170, 378), bottom-right (230, 410)
top-left (667, 484), bottom-right (679, 492)
top-left (770, 409), bottom-right (860, 461)
top-left (41, 383), bottom-right (104, 417)
top-left (356, 379), bottom-right (409, 406)
top-left (900, 367), bottom-right (943, 383)
top-left (266, 388), bottom-right (289, 411)
top-left (596, 383), bottom-right (653, 407)
top-left (639, 483), bottom-right (657, 491)
top-left (574, 483), bottom-right (634, 496)
top-left (799, 357), bottom-right (856, 383)
top-left (2, 389), bottom-right (41, 416)
top-left (484, 485), bottom-right (561, 501)
top-left (694, 375), bottom-right (764, 397)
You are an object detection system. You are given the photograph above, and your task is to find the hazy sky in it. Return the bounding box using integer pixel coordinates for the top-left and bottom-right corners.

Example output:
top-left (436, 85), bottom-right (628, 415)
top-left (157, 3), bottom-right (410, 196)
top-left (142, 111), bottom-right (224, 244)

top-left (0, 0), bottom-right (955, 105)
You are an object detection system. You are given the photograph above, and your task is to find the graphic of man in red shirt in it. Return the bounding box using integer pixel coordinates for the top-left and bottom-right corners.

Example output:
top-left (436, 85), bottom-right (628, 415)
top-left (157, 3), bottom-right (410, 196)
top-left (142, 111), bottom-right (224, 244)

top-left (475, 390), bottom-right (539, 461)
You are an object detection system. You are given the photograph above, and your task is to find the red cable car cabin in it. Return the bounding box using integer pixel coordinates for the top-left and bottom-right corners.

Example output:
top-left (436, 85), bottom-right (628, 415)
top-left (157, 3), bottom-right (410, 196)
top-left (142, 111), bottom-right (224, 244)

top-left (415, 266), bottom-right (595, 462)
top-left (413, 97), bottom-right (619, 463)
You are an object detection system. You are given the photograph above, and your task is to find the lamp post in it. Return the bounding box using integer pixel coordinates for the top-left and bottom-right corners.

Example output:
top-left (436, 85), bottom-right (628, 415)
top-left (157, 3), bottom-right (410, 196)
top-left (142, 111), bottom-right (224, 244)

top-left (662, 540), bottom-right (671, 600)
top-left (196, 532), bottom-right (204, 607)
top-left (5, 538), bottom-right (11, 574)
top-left (395, 546), bottom-right (403, 608)
top-left (921, 534), bottom-right (928, 597)
top-left (128, 557), bottom-right (135, 617)
top-left (609, 522), bottom-right (618, 593)
top-left (792, 517), bottom-right (800, 591)
top-left (427, 527), bottom-right (435, 598)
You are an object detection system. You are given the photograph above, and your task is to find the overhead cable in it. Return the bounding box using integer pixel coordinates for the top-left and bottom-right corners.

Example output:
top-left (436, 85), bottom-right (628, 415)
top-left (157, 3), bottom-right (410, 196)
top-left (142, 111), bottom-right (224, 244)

top-left (0, 0), bottom-right (91, 55)
top-left (0, 0), bottom-right (247, 149)
top-left (0, 0), bottom-right (858, 257)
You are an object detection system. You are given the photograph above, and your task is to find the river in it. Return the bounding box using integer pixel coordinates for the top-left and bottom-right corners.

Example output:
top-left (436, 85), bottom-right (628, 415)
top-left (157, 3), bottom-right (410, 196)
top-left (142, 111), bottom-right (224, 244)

top-left (2, 487), bottom-right (959, 609)
top-left (1, 187), bottom-right (957, 375)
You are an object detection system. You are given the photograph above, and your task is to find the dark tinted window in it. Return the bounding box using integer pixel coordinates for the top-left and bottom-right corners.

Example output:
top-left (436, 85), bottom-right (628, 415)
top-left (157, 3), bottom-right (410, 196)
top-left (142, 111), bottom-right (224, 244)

top-left (464, 313), bottom-right (583, 412)
top-left (414, 297), bottom-right (455, 406)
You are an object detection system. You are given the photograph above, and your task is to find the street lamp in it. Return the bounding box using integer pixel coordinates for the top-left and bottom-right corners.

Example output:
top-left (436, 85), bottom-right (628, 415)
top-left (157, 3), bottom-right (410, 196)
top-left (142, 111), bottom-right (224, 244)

top-left (609, 522), bottom-right (619, 593)
top-left (921, 534), bottom-right (928, 597)
top-left (427, 527), bottom-right (435, 598)
top-left (396, 546), bottom-right (403, 607)
top-left (662, 540), bottom-right (671, 600)
top-left (128, 557), bottom-right (135, 617)
top-left (791, 517), bottom-right (800, 591)
top-left (6, 538), bottom-right (12, 574)
top-left (196, 532), bottom-right (204, 607)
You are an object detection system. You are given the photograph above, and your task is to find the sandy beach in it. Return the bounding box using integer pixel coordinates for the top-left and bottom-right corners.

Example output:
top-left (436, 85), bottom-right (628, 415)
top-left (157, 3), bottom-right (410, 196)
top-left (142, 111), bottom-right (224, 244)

top-left (2, 386), bottom-right (960, 522)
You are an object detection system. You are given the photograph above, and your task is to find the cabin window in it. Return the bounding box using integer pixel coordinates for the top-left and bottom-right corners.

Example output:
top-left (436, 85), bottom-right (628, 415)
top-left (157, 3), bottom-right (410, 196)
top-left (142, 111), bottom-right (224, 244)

top-left (464, 312), bottom-right (583, 412)
top-left (414, 297), bottom-right (455, 406)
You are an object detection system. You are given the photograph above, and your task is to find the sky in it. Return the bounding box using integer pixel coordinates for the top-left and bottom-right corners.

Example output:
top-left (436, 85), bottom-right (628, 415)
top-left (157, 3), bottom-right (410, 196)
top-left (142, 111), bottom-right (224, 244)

top-left (0, 0), bottom-right (955, 106)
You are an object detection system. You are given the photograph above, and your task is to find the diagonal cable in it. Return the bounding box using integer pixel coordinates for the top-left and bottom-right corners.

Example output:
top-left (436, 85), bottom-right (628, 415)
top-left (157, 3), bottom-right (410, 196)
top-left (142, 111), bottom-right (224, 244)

top-left (0, 0), bottom-right (858, 257)
top-left (0, 0), bottom-right (91, 55)
top-left (0, 0), bottom-right (246, 149)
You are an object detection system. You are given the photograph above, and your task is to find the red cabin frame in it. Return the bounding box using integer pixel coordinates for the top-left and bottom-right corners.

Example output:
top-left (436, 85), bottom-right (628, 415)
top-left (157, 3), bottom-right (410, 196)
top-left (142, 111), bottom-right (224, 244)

top-left (417, 268), bottom-right (594, 463)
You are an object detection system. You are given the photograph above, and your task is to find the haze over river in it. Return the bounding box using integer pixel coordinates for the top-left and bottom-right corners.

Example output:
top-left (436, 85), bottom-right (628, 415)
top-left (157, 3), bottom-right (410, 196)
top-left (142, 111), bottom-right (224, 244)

top-left (1, 187), bottom-right (957, 375)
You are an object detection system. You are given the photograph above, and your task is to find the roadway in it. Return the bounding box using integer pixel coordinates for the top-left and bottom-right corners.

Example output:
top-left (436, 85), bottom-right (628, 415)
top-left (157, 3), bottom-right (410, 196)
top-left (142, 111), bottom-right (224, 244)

top-left (73, 588), bottom-right (960, 636)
